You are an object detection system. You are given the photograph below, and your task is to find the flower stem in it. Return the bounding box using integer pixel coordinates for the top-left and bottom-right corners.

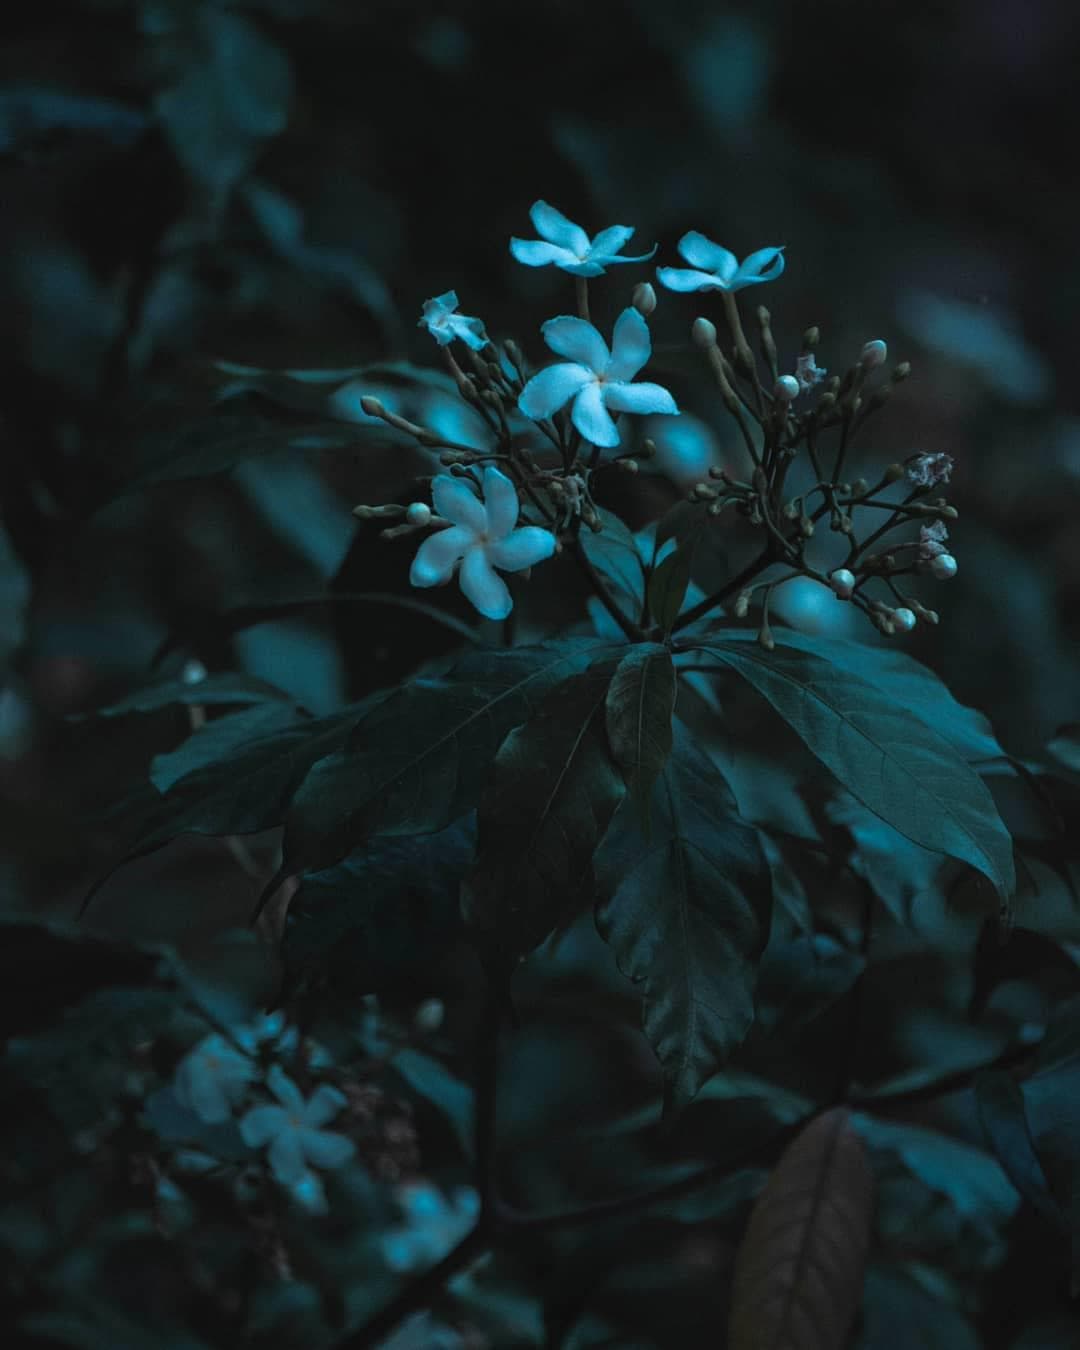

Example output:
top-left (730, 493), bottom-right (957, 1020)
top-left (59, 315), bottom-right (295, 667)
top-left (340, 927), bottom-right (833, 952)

top-left (575, 276), bottom-right (590, 323)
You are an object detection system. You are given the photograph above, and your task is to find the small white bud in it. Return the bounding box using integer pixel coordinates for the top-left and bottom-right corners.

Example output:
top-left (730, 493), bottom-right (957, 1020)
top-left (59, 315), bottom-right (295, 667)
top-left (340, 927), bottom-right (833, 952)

top-left (414, 998), bottom-right (444, 1033)
top-left (181, 659), bottom-right (208, 685)
top-left (692, 316), bottom-right (718, 348)
top-left (360, 395), bottom-right (386, 418)
top-left (930, 553), bottom-right (958, 580)
top-left (405, 502), bottom-right (432, 527)
top-left (773, 374), bottom-right (800, 402)
top-left (632, 281), bottom-right (657, 316)
top-left (830, 568), bottom-right (857, 600)
top-left (892, 607), bottom-right (916, 632)
top-left (860, 339), bottom-right (888, 369)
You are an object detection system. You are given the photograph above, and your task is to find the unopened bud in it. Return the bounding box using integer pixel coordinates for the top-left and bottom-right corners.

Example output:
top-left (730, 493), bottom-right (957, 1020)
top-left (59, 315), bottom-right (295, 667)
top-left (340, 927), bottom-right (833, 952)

top-left (617, 458), bottom-right (639, 474)
top-left (692, 316), bottom-right (718, 348)
top-left (758, 621), bottom-right (775, 651)
top-left (406, 502), bottom-right (432, 527)
top-left (884, 462), bottom-right (905, 483)
top-left (830, 568), bottom-right (856, 600)
top-left (930, 553), bottom-right (958, 580)
top-left (632, 282), bottom-right (657, 316)
top-left (851, 478), bottom-right (869, 497)
top-left (908, 598), bottom-right (939, 624)
top-left (360, 395), bottom-right (386, 418)
top-left (799, 515), bottom-right (814, 538)
top-left (892, 607), bottom-right (916, 632)
top-left (891, 361), bottom-right (912, 382)
top-left (690, 482), bottom-right (718, 500)
top-left (414, 998), bottom-right (445, 1033)
top-left (818, 391), bottom-right (837, 411)
top-left (802, 326), bottom-right (820, 351)
top-left (734, 590), bottom-right (752, 618)
top-left (181, 659), bottom-right (208, 685)
top-left (638, 438), bottom-right (657, 461)
top-left (860, 339), bottom-right (888, 369)
top-left (774, 374), bottom-right (800, 402)
top-left (504, 338), bottom-right (525, 371)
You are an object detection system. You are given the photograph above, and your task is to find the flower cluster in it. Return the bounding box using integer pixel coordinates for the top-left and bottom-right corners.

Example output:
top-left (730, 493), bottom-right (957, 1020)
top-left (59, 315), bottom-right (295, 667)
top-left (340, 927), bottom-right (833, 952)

top-left (380, 1181), bottom-right (481, 1273)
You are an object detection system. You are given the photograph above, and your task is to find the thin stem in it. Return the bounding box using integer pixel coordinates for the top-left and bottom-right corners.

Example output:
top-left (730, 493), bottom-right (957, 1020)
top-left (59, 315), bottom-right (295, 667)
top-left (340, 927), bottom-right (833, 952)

top-left (575, 276), bottom-right (590, 323)
top-left (670, 543), bottom-right (775, 634)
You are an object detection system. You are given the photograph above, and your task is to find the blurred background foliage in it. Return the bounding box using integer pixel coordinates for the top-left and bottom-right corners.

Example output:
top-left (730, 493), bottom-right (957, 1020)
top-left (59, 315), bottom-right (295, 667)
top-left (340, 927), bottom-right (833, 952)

top-left (2, 1), bottom-right (1079, 1346)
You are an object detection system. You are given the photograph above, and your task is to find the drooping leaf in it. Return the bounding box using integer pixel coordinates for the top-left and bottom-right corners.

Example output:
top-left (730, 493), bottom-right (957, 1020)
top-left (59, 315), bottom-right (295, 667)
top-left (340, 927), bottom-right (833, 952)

top-left (462, 662), bottom-right (626, 964)
top-left (727, 1107), bottom-right (875, 1350)
top-left (604, 644), bottom-right (676, 811)
top-left (594, 721), bottom-right (772, 1111)
top-left (690, 634), bottom-right (1016, 906)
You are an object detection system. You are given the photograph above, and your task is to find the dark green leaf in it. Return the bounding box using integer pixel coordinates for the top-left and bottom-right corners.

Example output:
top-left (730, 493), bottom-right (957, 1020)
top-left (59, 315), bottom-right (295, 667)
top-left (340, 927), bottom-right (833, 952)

top-left (604, 644), bottom-right (676, 811)
top-left (594, 721), bottom-right (772, 1110)
top-left (580, 508), bottom-right (646, 621)
top-left (646, 535), bottom-right (695, 635)
top-left (462, 663), bottom-right (626, 963)
top-left (692, 633), bottom-right (1016, 905)
top-left (70, 671), bottom-right (297, 721)
top-left (976, 1069), bottom-right (1063, 1230)
top-left (1046, 725), bottom-right (1080, 779)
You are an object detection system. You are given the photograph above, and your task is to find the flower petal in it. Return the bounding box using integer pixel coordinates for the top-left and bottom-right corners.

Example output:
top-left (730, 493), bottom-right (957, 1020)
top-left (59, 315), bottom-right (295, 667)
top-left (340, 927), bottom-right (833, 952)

top-left (481, 466), bottom-right (519, 539)
top-left (240, 1104), bottom-right (287, 1148)
top-left (587, 224), bottom-right (635, 258)
top-left (301, 1127), bottom-right (356, 1170)
top-left (677, 231), bottom-right (738, 281)
top-left (409, 525), bottom-right (474, 587)
top-left (268, 1127), bottom-right (309, 1185)
top-left (267, 1065), bottom-right (306, 1113)
top-left (431, 476), bottom-right (487, 532)
top-left (303, 1083), bottom-right (348, 1128)
top-left (602, 380), bottom-right (679, 416)
top-left (529, 200), bottom-right (589, 256)
top-left (459, 545), bottom-right (513, 620)
top-left (553, 258), bottom-right (607, 277)
top-left (655, 266), bottom-right (727, 293)
top-left (486, 526), bottom-right (557, 573)
top-left (509, 238), bottom-right (580, 269)
top-left (571, 381), bottom-right (620, 447)
top-left (175, 1059), bottom-right (231, 1124)
top-left (732, 246), bottom-right (785, 288)
top-left (289, 1170), bottom-right (328, 1215)
top-left (540, 315), bottom-right (610, 371)
top-left (518, 363), bottom-right (593, 420)
top-left (607, 307), bottom-right (651, 381)
top-left (593, 245), bottom-right (658, 267)
top-left (421, 291), bottom-right (458, 319)
top-left (447, 314), bottom-right (487, 351)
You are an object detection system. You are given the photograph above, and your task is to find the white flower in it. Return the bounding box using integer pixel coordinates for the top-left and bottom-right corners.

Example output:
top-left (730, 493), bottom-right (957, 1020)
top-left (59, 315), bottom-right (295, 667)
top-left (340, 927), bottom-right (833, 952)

top-left (656, 232), bottom-right (785, 293)
top-left (918, 520), bottom-right (949, 560)
top-left (829, 568), bottom-right (857, 600)
top-left (774, 374), bottom-right (800, 401)
top-left (929, 553), bottom-right (958, 580)
top-left (509, 200), bottom-right (657, 277)
top-left (418, 291), bottom-right (487, 351)
top-left (892, 607), bottom-right (917, 632)
top-left (795, 352), bottom-right (827, 392)
top-left (240, 1066), bottom-right (354, 1213)
top-left (517, 307), bottom-right (678, 449)
top-left (409, 466), bottom-right (557, 621)
top-left (905, 452), bottom-right (954, 488)
top-left (173, 1033), bottom-right (256, 1124)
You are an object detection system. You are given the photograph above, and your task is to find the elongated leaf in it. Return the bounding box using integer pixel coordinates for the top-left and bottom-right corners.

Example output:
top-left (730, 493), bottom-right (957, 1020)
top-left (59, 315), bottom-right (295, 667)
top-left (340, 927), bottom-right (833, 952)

top-left (462, 663), bottom-right (626, 963)
top-left (604, 644), bottom-right (676, 810)
top-left (646, 535), bottom-right (695, 635)
top-left (277, 640), bottom-right (615, 881)
top-left (692, 635), bottom-right (1016, 904)
top-left (69, 671), bottom-right (297, 721)
top-left (976, 1070), bottom-right (1063, 1230)
top-left (580, 508), bottom-right (646, 621)
top-left (594, 722), bottom-right (772, 1110)
top-left (728, 1107), bottom-right (875, 1350)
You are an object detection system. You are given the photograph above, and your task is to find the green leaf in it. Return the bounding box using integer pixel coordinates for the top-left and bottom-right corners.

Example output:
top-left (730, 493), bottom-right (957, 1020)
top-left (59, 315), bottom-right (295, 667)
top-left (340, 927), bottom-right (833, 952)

top-left (604, 644), bottom-right (676, 812)
top-left (857, 1266), bottom-right (980, 1350)
top-left (645, 535), bottom-right (695, 635)
top-left (580, 508), bottom-right (646, 621)
top-left (69, 671), bottom-right (297, 721)
top-left (1046, 725), bottom-right (1080, 779)
top-left (278, 640), bottom-right (615, 880)
top-left (462, 663), bottom-right (626, 964)
top-left (976, 1070), bottom-right (1063, 1230)
top-left (691, 633), bottom-right (1016, 905)
top-left (388, 1048), bottom-right (473, 1159)
top-left (594, 721), bottom-right (772, 1111)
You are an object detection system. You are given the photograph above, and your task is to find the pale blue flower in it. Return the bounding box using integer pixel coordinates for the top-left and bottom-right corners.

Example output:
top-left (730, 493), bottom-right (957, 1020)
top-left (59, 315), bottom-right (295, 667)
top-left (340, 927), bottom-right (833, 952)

top-left (656, 232), bottom-right (785, 293)
top-left (240, 1066), bottom-right (354, 1212)
top-left (418, 291), bottom-right (487, 351)
top-left (518, 307), bottom-right (678, 449)
top-left (510, 200), bottom-right (657, 277)
top-left (173, 1033), bottom-right (257, 1124)
top-left (409, 466), bottom-right (556, 621)
top-left (381, 1182), bottom-right (480, 1273)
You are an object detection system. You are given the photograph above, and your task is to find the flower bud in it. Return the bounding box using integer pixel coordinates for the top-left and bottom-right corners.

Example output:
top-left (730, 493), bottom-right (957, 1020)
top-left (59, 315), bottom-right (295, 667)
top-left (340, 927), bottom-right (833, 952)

top-left (884, 463), bottom-right (905, 483)
top-left (892, 607), bottom-right (916, 632)
top-left (930, 553), bottom-right (958, 580)
top-left (406, 502), bottom-right (432, 527)
top-left (503, 338), bottom-right (525, 371)
top-left (692, 317), bottom-right (718, 348)
top-left (181, 659), bottom-right (208, 685)
top-left (617, 458), bottom-right (639, 474)
top-left (802, 326), bottom-right (820, 351)
top-left (414, 999), bottom-right (445, 1033)
top-left (734, 590), bottom-right (752, 618)
top-left (638, 438), bottom-right (657, 460)
top-left (360, 395), bottom-right (386, 418)
top-left (632, 282), bottom-right (657, 316)
top-left (891, 361), bottom-right (912, 382)
top-left (860, 339), bottom-right (888, 369)
top-left (830, 568), bottom-right (856, 600)
top-left (774, 374), bottom-right (800, 402)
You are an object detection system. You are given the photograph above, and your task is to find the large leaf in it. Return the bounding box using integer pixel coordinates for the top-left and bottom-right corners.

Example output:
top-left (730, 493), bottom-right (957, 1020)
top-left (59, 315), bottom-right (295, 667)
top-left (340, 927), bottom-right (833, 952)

top-left (604, 644), bottom-right (676, 811)
top-left (728, 1107), bottom-right (875, 1350)
top-left (276, 640), bottom-right (616, 882)
top-left (594, 721), bottom-right (772, 1110)
top-left (690, 633), bottom-right (1016, 905)
top-left (645, 534), bottom-right (696, 636)
top-left (462, 663), bottom-right (626, 964)
top-left (580, 508), bottom-right (646, 623)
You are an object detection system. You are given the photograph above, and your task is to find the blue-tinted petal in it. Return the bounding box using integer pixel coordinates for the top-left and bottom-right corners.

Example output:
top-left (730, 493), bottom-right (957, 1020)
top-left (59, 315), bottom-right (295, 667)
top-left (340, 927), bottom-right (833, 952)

top-left (602, 381), bottom-right (679, 416)
top-left (554, 258), bottom-right (607, 277)
top-left (421, 291), bottom-right (458, 320)
top-left (266, 1065), bottom-right (306, 1113)
top-left (593, 244), bottom-right (658, 267)
top-left (301, 1127), bottom-right (355, 1169)
top-left (655, 266), bottom-right (727, 293)
top-left (382, 1231), bottom-right (417, 1271)
top-left (268, 1127), bottom-right (308, 1185)
top-left (447, 314), bottom-right (487, 351)
top-left (175, 1057), bottom-right (231, 1124)
top-left (607, 307), bottom-right (651, 381)
top-left (289, 1169), bottom-right (328, 1215)
top-left (587, 225), bottom-right (635, 257)
top-left (509, 238), bottom-right (580, 269)
top-left (570, 382), bottom-right (620, 447)
top-left (399, 1182), bottom-right (444, 1220)
top-left (677, 232), bottom-right (738, 281)
top-left (518, 363), bottom-right (593, 420)
top-left (481, 466), bottom-right (519, 539)
top-left (304, 1083), bottom-right (348, 1128)
top-left (240, 1103), bottom-right (287, 1148)
top-left (529, 200), bottom-right (589, 255)
top-left (732, 247), bottom-right (785, 288)
top-left (459, 545), bottom-right (513, 620)
top-left (486, 526), bottom-right (557, 573)
top-left (409, 525), bottom-right (474, 588)
top-left (431, 475), bottom-right (487, 532)
top-left (540, 315), bottom-right (609, 371)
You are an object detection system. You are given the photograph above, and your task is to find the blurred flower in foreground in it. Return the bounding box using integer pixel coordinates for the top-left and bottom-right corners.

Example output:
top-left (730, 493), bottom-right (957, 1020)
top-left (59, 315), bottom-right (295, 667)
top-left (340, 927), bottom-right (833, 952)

top-left (173, 1033), bottom-right (256, 1124)
top-left (409, 466), bottom-right (557, 621)
top-left (381, 1181), bottom-right (481, 1272)
top-left (518, 308), bottom-right (678, 448)
top-left (772, 575), bottom-right (858, 638)
top-left (418, 291), bottom-right (487, 351)
top-left (510, 200), bottom-right (656, 276)
top-left (657, 233), bottom-right (785, 293)
top-left (642, 411), bottom-right (719, 488)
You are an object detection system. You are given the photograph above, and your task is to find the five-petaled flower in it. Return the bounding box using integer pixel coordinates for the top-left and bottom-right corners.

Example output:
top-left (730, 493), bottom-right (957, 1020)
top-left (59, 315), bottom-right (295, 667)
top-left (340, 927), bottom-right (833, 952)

top-left (418, 291), bottom-right (487, 351)
top-left (240, 1066), bottom-right (354, 1213)
top-left (517, 307), bottom-right (678, 448)
top-left (510, 200), bottom-right (657, 277)
top-left (174, 1032), bottom-right (256, 1124)
top-left (409, 466), bottom-right (557, 621)
top-left (656, 232), bottom-right (785, 293)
